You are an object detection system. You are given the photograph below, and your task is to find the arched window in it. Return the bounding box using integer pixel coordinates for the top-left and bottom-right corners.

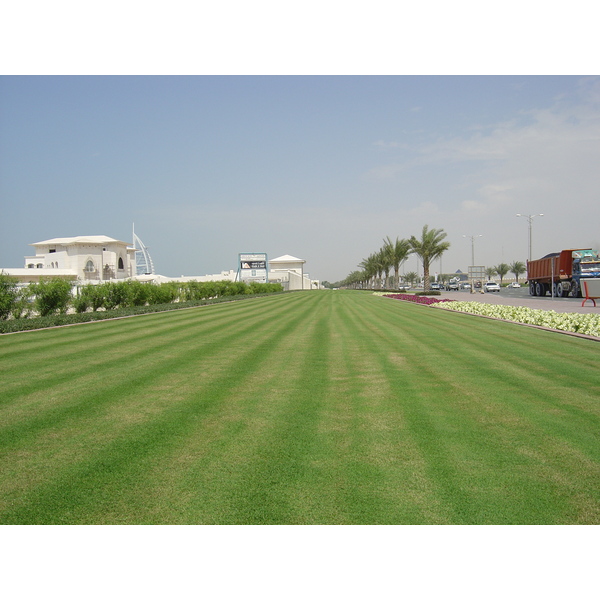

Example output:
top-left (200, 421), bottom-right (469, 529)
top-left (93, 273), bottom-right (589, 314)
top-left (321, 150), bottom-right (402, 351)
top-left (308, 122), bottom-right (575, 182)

top-left (118, 257), bottom-right (124, 270)
top-left (37, 263), bottom-right (43, 268)
top-left (28, 264), bottom-right (34, 269)
top-left (84, 260), bottom-right (95, 272)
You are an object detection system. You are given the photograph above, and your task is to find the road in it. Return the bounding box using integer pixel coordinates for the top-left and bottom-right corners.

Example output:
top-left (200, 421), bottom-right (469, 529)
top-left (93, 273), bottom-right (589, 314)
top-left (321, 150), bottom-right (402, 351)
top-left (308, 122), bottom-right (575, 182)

top-left (436, 286), bottom-right (599, 315)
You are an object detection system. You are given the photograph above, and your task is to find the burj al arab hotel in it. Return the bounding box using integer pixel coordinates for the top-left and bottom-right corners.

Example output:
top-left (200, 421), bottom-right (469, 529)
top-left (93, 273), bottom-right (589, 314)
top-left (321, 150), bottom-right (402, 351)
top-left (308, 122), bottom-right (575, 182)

top-left (132, 225), bottom-right (155, 276)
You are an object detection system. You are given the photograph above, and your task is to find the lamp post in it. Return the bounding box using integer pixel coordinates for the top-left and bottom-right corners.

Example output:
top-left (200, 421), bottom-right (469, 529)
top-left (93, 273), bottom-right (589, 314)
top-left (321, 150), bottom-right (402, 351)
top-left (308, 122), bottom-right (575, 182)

top-left (516, 213), bottom-right (544, 263)
top-left (463, 234), bottom-right (482, 266)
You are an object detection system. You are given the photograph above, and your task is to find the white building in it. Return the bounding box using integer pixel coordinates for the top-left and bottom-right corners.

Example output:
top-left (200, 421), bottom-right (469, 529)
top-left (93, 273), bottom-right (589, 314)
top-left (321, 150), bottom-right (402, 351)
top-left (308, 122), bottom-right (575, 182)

top-left (151, 255), bottom-right (319, 289)
top-left (170, 270), bottom-right (238, 284)
top-left (2, 235), bottom-right (321, 289)
top-left (268, 255), bottom-right (318, 290)
top-left (3, 235), bottom-right (137, 283)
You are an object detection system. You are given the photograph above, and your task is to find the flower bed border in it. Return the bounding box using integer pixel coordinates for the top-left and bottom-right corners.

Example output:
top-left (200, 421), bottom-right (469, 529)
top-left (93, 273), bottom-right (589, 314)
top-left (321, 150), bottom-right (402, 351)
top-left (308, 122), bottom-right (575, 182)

top-left (433, 303), bottom-right (600, 342)
top-left (378, 292), bottom-right (600, 341)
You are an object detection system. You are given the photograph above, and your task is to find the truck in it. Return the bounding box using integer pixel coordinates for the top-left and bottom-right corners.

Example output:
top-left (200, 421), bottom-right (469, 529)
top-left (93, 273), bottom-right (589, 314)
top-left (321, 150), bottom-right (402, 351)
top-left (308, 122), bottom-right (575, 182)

top-left (446, 277), bottom-right (460, 291)
top-left (527, 248), bottom-right (600, 297)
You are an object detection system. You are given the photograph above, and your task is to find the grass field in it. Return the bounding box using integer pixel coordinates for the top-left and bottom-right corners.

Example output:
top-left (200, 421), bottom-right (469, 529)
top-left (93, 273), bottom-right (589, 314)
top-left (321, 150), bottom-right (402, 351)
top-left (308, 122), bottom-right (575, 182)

top-left (1, 290), bottom-right (599, 524)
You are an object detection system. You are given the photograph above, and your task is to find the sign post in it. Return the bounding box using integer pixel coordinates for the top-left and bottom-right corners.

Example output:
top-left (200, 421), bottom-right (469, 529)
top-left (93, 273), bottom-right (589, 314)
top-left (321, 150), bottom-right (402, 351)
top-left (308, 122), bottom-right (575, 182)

top-left (238, 253), bottom-right (268, 283)
top-left (468, 266), bottom-right (486, 294)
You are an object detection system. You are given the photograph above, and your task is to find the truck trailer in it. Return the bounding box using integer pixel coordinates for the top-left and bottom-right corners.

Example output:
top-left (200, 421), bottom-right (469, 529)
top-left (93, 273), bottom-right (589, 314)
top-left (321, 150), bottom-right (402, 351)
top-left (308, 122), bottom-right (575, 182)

top-left (527, 248), bottom-right (600, 297)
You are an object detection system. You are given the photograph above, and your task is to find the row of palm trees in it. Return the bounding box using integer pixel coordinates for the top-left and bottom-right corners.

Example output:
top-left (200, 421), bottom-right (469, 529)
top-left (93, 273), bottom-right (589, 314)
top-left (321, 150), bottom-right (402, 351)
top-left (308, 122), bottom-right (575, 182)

top-left (486, 262), bottom-right (527, 285)
top-left (343, 225), bottom-right (450, 292)
top-left (341, 225), bottom-right (527, 291)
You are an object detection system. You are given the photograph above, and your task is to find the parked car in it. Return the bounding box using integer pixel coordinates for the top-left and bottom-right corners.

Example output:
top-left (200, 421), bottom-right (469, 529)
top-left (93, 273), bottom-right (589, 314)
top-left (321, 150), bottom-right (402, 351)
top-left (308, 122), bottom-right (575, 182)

top-left (430, 283), bottom-right (443, 291)
top-left (460, 283), bottom-right (471, 290)
top-left (397, 284), bottom-right (411, 291)
top-left (507, 282), bottom-right (521, 288)
top-left (484, 281), bottom-right (501, 292)
top-left (446, 281), bottom-right (459, 291)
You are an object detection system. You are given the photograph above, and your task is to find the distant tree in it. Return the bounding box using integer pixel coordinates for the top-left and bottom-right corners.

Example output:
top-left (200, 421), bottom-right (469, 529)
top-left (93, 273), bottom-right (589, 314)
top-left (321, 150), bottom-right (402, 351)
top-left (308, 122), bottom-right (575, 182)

top-left (346, 271), bottom-right (365, 289)
top-left (494, 263), bottom-right (510, 285)
top-left (485, 267), bottom-right (498, 281)
top-left (510, 261), bottom-right (526, 283)
top-left (404, 271), bottom-right (419, 286)
top-left (408, 225), bottom-right (450, 292)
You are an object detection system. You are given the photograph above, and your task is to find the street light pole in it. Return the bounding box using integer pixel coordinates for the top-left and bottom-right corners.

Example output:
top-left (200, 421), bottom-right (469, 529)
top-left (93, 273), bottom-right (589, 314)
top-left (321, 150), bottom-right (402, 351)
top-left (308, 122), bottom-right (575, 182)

top-left (463, 234), bottom-right (482, 266)
top-left (516, 213), bottom-right (544, 263)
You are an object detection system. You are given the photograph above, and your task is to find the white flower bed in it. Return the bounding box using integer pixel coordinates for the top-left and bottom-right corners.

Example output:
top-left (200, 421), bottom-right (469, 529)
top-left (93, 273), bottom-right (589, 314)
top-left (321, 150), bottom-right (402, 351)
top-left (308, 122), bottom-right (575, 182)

top-left (433, 301), bottom-right (600, 337)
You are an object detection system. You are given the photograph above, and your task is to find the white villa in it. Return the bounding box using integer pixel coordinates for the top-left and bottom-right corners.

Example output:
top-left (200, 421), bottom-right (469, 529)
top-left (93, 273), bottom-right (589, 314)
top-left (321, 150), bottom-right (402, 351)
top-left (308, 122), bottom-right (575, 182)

top-left (3, 235), bottom-right (138, 283)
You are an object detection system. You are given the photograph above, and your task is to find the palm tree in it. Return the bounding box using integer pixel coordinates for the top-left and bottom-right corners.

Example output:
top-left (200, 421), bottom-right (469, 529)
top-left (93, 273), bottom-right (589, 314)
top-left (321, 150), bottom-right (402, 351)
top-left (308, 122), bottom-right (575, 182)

top-left (495, 263), bottom-right (510, 285)
top-left (485, 267), bottom-right (497, 281)
top-left (408, 225), bottom-right (450, 292)
top-left (383, 236), bottom-right (411, 289)
top-left (343, 270), bottom-right (364, 289)
top-left (358, 256), bottom-right (375, 289)
top-left (377, 247), bottom-right (391, 289)
top-left (510, 260), bottom-right (526, 284)
top-left (404, 271), bottom-right (418, 287)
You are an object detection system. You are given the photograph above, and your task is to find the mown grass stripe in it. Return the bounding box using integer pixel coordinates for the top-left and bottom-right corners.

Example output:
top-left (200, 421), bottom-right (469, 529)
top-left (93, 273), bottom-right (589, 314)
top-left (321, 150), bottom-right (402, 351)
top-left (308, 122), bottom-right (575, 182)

top-left (321, 294), bottom-right (600, 523)
top-left (0, 290), bottom-right (598, 524)
top-left (0, 294), bottom-right (309, 444)
top-left (0, 293), bottom-right (325, 523)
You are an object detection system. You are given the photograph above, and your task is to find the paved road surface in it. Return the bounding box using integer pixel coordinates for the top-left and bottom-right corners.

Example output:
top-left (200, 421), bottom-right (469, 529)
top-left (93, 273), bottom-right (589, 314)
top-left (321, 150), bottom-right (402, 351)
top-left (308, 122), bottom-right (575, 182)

top-left (434, 287), bottom-right (599, 315)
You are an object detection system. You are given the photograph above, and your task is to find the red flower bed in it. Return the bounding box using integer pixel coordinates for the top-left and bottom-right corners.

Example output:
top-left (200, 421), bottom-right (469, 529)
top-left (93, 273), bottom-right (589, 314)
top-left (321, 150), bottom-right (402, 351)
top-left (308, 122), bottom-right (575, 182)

top-left (383, 294), bottom-right (457, 306)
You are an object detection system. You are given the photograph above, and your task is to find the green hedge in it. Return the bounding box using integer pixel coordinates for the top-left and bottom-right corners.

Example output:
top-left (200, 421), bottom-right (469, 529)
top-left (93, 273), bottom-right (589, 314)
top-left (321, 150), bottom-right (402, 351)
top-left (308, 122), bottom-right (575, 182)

top-left (0, 291), bottom-right (286, 334)
top-left (0, 278), bottom-right (285, 334)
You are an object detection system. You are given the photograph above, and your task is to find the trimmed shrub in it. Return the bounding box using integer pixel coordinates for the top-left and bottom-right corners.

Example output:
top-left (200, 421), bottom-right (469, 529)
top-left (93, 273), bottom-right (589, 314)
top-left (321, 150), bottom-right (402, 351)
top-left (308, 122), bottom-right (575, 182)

top-left (0, 273), bottom-right (20, 320)
top-left (77, 284), bottom-right (106, 312)
top-left (72, 293), bottom-right (90, 314)
top-left (11, 287), bottom-right (33, 319)
top-left (126, 280), bottom-right (152, 306)
top-left (147, 282), bottom-right (179, 305)
top-left (31, 278), bottom-right (74, 316)
top-left (102, 281), bottom-right (131, 310)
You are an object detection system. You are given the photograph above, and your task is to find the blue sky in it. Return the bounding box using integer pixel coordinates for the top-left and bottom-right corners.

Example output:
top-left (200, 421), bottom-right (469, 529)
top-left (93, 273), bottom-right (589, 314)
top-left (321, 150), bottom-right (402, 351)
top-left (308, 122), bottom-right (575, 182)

top-left (2, 75), bottom-right (600, 282)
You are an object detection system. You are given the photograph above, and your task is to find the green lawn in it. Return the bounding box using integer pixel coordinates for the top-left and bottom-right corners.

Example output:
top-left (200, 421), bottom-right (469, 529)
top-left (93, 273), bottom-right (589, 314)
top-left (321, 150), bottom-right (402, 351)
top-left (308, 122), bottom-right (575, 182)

top-left (1, 290), bottom-right (599, 524)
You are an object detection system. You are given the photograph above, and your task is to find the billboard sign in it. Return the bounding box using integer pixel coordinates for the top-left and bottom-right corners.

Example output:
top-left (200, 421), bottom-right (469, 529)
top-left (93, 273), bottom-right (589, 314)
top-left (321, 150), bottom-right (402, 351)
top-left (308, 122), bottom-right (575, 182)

top-left (239, 253), bottom-right (268, 283)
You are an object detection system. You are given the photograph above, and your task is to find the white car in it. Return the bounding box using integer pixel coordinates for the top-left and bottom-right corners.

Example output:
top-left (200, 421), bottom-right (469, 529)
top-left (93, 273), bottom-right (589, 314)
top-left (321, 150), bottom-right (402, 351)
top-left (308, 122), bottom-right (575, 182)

top-left (507, 282), bottom-right (521, 288)
top-left (484, 281), bottom-right (501, 292)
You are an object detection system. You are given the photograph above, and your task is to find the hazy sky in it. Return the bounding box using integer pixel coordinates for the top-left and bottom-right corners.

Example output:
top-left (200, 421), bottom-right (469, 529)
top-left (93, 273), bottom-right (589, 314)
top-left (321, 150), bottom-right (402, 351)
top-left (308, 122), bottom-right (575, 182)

top-left (2, 75), bottom-right (599, 282)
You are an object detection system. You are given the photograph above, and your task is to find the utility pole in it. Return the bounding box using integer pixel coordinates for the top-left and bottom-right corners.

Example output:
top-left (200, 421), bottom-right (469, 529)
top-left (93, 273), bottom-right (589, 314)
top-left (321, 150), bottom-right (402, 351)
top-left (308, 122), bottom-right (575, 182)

top-left (516, 213), bottom-right (544, 263)
top-left (463, 234), bottom-right (482, 266)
